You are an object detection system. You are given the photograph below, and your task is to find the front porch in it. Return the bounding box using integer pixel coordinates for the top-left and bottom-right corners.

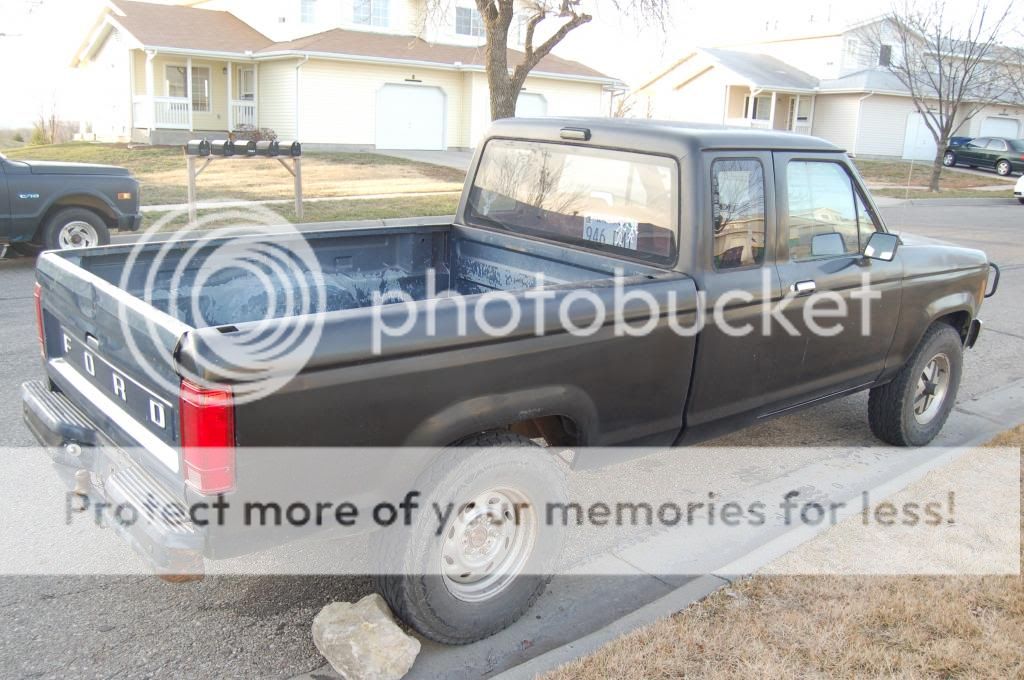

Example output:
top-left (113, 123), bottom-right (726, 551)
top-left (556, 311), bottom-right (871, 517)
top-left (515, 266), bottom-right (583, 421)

top-left (723, 85), bottom-right (814, 135)
top-left (130, 50), bottom-right (258, 136)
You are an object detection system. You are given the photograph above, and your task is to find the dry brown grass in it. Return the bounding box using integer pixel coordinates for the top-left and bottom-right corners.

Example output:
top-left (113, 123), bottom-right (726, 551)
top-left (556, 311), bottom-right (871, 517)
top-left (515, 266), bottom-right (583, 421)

top-left (854, 159), bottom-right (1015, 191)
top-left (544, 426), bottom-right (1024, 680)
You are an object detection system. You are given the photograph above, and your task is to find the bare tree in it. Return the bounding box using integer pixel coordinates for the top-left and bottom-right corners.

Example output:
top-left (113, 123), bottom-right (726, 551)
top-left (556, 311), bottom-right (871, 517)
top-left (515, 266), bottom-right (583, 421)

top-left (860, 1), bottom-right (1012, 191)
top-left (423, 1), bottom-right (669, 120)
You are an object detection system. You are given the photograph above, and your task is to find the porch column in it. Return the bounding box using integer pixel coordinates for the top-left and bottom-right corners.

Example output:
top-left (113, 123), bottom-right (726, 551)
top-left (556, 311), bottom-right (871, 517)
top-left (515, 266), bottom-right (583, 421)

top-left (186, 55), bottom-right (194, 131)
top-left (793, 94), bottom-right (801, 130)
top-left (746, 87), bottom-right (756, 120)
top-left (253, 62), bottom-right (259, 128)
top-left (145, 51), bottom-right (155, 132)
top-left (768, 91), bottom-right (777, 129)
top-left (227, 60), bottom-right (233, 132)
top-left (807, 95), bottom-right (816, 134)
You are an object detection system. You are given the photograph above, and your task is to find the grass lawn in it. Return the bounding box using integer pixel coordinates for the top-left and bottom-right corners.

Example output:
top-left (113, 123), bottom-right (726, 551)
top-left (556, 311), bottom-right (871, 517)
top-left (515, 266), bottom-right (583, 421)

top-left (854, 159), bottom-right (1015, 191)
top-left (142, 193), bottom-right (460, 231)
top-left (3, 142), bottom-right (465, 206)
top-left (545, 425), bottom-right (1023, 680)
top-left (873, 187), bottom-right (1018, 200)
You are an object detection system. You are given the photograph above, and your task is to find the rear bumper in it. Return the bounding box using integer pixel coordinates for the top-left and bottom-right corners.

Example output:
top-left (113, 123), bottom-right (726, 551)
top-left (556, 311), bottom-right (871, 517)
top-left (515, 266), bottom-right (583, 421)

top-left (21, 380), bottom-right (205, 575)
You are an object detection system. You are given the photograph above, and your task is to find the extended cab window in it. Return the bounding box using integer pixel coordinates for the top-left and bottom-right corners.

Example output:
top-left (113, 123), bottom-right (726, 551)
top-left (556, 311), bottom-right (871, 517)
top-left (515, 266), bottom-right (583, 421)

top-left (465, 139), bottom-right (677, 263)
top-left (711, 159), bottom-right (765, 269)
top-left (786, 161), bottom-right (864, 260)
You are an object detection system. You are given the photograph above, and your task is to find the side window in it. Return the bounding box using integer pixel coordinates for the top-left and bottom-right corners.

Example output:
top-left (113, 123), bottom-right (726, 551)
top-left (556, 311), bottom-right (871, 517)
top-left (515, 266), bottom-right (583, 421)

top-left (987, 139), bottom-right (1007, 151)
top-left (786, 161), bottom-right (859, 260)
top-left (711, 159), bottom-right (766, 269)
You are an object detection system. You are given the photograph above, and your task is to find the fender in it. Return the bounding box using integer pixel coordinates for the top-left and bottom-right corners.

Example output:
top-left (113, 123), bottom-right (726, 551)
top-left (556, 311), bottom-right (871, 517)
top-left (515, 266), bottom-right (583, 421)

top-left (37, 189), bottom-right (120, 222)
top-left (879, 290), bottom-right (977, 382)
top-left (402, 384), bottom-right (599, 448)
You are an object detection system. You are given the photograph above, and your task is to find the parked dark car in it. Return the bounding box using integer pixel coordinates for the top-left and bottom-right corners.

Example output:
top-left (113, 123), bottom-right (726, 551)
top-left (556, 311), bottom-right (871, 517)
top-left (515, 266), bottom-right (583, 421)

top-left (0, 152), bottom-right (141, 253)
top-left (943, 137), bottom-right (1024, 176)
top-left (22, 118), bottom-right (995, 644)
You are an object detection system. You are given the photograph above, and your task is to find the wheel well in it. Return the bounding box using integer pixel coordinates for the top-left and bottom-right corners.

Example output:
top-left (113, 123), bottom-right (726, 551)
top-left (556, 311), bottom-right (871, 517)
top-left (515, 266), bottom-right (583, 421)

top-left (456, 415), bottom-right (583, 448)
top-left (935, 310), bottom-right (971, 343)
top-left (40, 196), bottom-right (117, 233)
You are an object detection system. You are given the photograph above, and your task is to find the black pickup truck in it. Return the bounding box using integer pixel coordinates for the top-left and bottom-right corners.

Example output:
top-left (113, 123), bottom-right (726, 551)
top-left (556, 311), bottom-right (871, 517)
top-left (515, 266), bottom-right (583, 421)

top-left (0, 152), bottom-right (141, 253)
top-left (21, 118), bottom-right (994, 644)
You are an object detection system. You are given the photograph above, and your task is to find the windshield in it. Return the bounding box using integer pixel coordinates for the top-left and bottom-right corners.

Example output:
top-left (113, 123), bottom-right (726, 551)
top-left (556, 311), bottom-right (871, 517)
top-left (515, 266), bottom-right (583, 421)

top-left (465, 139), bottom-right (678, 264)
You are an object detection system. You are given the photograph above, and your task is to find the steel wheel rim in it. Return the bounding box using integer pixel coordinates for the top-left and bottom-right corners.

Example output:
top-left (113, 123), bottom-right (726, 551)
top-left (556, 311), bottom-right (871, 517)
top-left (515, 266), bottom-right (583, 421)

top-left (914, 353), bottom-right (950, 424)
top-left (440, 487), bottom-right (536, 603)
top-left (997, 161), bottom-right (1010, 176)
top-left (58, 221), bottom-right (99, 249)
top-left (943, 153), bottom-right (954, 166)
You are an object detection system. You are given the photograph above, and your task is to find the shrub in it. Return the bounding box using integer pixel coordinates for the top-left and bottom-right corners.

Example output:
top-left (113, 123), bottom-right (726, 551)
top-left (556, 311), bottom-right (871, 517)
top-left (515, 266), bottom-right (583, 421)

top-left (232, 126), bottom-right (278, 142)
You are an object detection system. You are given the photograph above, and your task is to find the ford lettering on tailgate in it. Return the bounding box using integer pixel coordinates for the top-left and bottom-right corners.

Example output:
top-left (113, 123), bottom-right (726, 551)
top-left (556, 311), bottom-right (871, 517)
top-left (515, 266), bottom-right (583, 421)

top-left (60, 331), bottom-right (175, 441)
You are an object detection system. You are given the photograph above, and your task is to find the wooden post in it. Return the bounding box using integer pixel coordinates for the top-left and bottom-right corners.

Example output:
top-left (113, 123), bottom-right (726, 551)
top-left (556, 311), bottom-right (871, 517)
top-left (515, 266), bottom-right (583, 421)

top-left (186, 155), bottom-right (197, 226)
top-left (294, 157), bottom-right (303, 222)
top-left (227, 60), bottom-right (233, 132)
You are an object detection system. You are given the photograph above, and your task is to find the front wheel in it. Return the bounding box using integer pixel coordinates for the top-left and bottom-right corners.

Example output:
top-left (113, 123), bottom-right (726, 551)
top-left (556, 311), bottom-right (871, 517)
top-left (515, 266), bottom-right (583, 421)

top-left (868, 323), bottom-right (963, 446)
top-left (373, 432), bottom-right (567, 644)
top-left (995, 160), bottom-right (1012, 177)
top-left (40, 207), bottom-right (111, 251)
top-left (942, 151), bottom-right (956, 167)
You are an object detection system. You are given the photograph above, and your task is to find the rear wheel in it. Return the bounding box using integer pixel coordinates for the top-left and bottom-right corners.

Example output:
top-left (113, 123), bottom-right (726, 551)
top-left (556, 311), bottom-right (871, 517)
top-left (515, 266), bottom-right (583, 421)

top-left (868, 323), bottom-right (963, 446)
top-left (373, 432), bottom-right (567, 644)
top-left (40, 207), bottom-right (111, 251)
top-left (942, 151), bottom-right (956, 167)
top-left (995, 160), bottom-right (1012, 176)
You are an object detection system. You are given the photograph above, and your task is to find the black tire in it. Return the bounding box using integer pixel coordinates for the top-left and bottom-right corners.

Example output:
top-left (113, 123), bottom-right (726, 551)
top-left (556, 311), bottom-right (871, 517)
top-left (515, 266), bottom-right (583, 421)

top-left (373, 431), bottom-right (567, 645)
top-left (995, 160), bottom-right (1011, 177)
top-left (868, 323), bottom-right (963, 446)
top-left (942, 151), bottom-right (956, 167)
top-left (40, 207), bottom-right (111, 251)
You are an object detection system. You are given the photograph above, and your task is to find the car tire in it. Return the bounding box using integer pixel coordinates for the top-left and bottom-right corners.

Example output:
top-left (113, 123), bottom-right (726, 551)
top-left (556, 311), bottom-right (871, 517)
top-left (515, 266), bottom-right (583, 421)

top-left (868, 323), bottom-right (963, 447)
top-left (995, 160), bottom-right (1011, 177)
top-left (942, 151), bottom-right (956, 167)
top-left (40, 207), bottom-right (111, 251)
top-left (372, 431), bottom-right (567, 645)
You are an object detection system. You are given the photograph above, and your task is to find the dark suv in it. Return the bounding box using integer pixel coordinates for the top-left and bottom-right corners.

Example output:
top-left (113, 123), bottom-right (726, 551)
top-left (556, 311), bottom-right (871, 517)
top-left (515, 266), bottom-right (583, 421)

top-left (943, 137), bottom-right (1024, 176)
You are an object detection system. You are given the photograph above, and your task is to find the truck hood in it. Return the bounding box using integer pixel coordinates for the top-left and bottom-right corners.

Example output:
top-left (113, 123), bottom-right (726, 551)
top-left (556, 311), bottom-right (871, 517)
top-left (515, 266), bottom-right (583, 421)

top-left (21, 160), bottom-right (132, 177)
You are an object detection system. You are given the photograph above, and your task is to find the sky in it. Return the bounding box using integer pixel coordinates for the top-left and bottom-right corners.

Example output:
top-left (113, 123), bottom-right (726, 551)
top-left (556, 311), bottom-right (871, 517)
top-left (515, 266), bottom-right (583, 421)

top-left (0, 0), bottom-right (1004, 129)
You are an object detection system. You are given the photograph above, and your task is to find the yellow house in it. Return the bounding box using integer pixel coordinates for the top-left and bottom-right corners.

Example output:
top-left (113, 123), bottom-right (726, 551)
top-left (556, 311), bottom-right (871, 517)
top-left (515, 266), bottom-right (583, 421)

top-left (72, 0), bottom-right (618, 149)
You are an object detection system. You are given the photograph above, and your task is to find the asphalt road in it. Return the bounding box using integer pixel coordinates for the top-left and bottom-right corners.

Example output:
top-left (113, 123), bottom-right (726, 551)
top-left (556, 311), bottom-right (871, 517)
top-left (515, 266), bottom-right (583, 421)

top-left (1, 201), bottom-right (1022, 678)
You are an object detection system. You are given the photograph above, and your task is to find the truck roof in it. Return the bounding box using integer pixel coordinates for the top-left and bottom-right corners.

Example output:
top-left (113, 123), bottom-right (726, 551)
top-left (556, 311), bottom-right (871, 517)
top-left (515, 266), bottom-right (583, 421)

top-left (485, 117), bottom-right (844, 157)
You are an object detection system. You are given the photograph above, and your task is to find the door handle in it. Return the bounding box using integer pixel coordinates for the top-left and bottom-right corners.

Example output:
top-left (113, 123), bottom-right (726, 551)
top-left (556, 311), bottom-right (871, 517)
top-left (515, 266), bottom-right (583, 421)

top-left (791, 280), bottom-right (816, 296)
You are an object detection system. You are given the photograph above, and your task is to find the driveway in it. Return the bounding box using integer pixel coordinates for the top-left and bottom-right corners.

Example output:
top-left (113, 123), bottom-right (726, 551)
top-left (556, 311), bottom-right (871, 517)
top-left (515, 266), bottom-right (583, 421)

top-left (375, 149), bottom-right (473, 172)
top-left (1, 201), bottom-right (1022, 679)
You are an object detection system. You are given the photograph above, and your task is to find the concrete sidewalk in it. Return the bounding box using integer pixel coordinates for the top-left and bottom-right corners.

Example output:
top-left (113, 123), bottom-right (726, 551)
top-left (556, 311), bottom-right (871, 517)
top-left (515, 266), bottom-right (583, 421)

top-left (374, 149), bottom-right (473, 172)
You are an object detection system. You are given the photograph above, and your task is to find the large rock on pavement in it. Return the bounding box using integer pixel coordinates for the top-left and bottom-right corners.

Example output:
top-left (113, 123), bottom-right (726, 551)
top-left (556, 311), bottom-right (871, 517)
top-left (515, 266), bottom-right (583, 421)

top-left (312, 594), bottom-right (421, 680)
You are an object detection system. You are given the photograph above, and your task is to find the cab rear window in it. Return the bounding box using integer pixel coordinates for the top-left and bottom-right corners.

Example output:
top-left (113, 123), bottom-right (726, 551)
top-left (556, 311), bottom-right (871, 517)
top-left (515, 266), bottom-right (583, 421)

top-left (465, 139), bottom-right (678, 264)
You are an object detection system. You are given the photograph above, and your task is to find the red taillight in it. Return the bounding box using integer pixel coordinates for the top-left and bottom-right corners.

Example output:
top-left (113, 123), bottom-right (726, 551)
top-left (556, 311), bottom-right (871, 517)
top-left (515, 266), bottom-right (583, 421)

top-left (179, 379), bottom-right (236, 494)
top-left (33, 282), bottom-right (45, 358)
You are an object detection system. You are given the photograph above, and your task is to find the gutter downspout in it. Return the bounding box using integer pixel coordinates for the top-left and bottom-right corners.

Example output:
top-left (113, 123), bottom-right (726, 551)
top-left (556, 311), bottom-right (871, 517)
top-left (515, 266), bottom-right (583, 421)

top-left (295, 54), bottom-right (309, 140)
top-left (852, 92), bottom-right (874, 157)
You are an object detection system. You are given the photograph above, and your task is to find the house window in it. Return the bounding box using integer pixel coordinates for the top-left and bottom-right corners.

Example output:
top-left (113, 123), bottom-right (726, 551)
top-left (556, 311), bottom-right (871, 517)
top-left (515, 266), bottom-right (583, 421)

top-left (354, 0), bottom-right (388, 26)
top-left (165, 65), bottom-right (211, 112)
top-left (456, 6), bottom-right (485, 37)
top-left (238, 67), bottom-right (255, 101)
top-left (301, 0), bottom-right (316, 23)
top-left (742, 94), bottom-right (772, 121)
top-left (878, 44), bottom-right (892, 66)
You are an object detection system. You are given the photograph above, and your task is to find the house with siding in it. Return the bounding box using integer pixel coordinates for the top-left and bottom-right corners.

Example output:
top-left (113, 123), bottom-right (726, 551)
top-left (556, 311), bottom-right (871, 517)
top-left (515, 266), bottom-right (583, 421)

top-left (72, 0), bottom-right (618, 149)
top-left (635, 20), bottom-right (1024, 161)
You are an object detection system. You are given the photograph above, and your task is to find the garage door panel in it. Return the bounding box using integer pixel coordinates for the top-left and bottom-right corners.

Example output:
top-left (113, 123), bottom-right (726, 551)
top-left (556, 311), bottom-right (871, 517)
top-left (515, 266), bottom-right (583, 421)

top-left (902, 113), bottom-right (937, 161)
top-left (516, 93), bottom-right (548, 118)
top-left (979, 117), bottom-right (1020, 139)
top-left (376, 84), bottom-right (445, 150)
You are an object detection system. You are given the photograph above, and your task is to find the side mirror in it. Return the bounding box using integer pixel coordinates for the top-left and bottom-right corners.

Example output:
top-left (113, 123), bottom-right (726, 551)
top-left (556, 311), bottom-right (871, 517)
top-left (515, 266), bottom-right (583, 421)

top-left (863, 232), bottom-right (899, 261)
top-left (811, 232), bottom-right (846, 257)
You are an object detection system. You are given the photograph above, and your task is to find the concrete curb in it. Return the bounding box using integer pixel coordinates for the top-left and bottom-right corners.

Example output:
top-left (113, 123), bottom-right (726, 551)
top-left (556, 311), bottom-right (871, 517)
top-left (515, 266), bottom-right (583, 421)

top-left (874, 196), bottom-right (1018, 207)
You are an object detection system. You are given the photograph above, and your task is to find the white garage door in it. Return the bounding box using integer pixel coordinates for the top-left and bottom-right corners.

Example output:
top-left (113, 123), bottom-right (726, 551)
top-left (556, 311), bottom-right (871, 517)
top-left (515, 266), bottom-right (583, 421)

top-left (902, 113), bottom-right (937, 161)
top-left (376, 84), bottom-right (445, 150)
top-left (515, 93), bottom-right (548, 118)
top-left (979, 116), bottom-right (1020, 139)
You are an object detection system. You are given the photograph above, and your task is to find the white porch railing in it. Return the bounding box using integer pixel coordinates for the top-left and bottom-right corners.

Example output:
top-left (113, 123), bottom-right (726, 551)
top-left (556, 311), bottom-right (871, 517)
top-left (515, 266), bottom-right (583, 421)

top-left (231, 100), bottom-right (257, 129)
top-left (725, 117), bottom-right (773, 129)
top-left (133, 96), bottom-right (191, 130)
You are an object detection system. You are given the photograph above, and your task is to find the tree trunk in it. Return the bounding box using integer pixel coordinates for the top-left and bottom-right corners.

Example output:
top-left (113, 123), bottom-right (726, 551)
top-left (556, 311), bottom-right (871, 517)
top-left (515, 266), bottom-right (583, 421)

top-left (928, 142), bottom-right (945, 192)
top-left (488, 71), bottom-right (518, 120)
